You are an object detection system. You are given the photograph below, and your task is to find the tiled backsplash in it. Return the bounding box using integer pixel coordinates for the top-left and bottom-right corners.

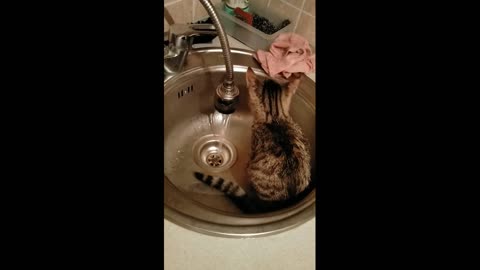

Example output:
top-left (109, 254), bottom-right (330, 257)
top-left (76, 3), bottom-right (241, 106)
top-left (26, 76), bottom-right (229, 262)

top-left (164, 0), bottom-right (315, 48)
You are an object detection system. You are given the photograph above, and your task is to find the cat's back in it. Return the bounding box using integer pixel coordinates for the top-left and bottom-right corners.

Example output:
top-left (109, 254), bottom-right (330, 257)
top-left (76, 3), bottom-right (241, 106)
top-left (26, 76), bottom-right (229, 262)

top-left (248, 119), bottom-right (311, 201)
top-left (252, 118), bottom-right (308, 156)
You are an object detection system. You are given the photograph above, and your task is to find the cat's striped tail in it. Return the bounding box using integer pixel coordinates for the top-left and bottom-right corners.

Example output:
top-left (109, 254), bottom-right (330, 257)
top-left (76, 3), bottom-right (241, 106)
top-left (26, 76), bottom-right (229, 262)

top-left (193, 172), bottom-right (246, 197)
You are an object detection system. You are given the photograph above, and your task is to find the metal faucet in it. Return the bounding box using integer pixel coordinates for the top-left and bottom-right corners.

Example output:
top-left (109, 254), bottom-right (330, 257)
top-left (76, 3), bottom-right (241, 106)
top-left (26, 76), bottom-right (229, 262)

top-left (164, 24), bottom-right (217, 74)
top-left (164, 0), bottom-right (240, 114)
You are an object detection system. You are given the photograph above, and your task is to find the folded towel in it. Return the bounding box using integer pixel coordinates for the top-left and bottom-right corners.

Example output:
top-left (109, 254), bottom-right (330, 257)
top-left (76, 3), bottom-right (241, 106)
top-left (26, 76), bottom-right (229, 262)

top-left (253, 33), bottom-right (315, 80)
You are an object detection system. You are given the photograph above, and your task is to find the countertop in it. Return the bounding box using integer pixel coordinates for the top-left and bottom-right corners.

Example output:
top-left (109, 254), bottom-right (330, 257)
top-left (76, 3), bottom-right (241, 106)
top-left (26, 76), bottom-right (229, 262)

top-left (165, 35), bottom-right (315, 270)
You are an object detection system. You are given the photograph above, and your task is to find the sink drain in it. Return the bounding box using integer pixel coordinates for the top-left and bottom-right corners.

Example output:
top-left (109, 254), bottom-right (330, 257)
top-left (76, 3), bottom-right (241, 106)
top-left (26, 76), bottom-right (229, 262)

top-left (192, 134), bottom-right (237, 173)
top-left (206, 153), bottom-right (223, 167)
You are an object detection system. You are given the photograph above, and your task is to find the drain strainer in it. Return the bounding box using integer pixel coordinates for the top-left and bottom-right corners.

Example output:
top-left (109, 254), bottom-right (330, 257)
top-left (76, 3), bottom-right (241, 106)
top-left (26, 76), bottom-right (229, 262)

top-left (206, 153), bottom-right (223, 167)
top-left (192, 134), bottom-right (237, 173)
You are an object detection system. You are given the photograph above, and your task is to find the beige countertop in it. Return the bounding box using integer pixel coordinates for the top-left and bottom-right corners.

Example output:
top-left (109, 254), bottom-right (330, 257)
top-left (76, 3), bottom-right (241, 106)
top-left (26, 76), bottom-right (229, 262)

top-left (165, 35), bottom-right (316, 270)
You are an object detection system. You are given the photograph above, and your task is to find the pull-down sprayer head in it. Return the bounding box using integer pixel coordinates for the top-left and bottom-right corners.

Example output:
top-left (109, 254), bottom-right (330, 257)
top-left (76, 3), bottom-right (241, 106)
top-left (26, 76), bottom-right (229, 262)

top-left (214, 82), bottom-right (240, 114)
top-left (197, 0), bottom-right (240, 114)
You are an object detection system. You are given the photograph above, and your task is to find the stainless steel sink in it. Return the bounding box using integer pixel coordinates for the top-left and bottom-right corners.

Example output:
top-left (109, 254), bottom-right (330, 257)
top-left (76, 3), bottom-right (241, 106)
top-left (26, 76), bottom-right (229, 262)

top-left (164, 47), bottom-right (316, 238)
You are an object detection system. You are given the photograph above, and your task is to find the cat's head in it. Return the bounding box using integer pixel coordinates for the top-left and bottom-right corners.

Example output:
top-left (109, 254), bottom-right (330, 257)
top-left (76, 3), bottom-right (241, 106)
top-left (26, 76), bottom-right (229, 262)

top-left (246, 67), bottom-right (301, 121)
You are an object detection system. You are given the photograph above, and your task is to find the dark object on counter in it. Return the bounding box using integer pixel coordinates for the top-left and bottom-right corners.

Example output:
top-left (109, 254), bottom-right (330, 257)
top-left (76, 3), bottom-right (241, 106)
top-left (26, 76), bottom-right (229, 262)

top-left (229, 6), bottom-right (291, 35)
top-left (252, 14), bottom-right (278, 34)
top-left (193, 17), bottom-right (213, 24)
top-left (234, 7), bottom-right (253, 25)
top-left (191, 17), bottom-right (218, 45)
top-left (278, 19), bottom-right (291, 31)
top-left (253, 16), bottom-right (290, 35)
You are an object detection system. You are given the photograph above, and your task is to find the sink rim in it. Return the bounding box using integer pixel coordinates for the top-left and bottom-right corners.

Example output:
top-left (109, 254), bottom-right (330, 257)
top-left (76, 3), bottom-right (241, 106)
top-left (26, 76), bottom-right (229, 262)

top-left (165, 176), bottom-right (316, 238)
top-left (164, 47), bottom-right (316, 238)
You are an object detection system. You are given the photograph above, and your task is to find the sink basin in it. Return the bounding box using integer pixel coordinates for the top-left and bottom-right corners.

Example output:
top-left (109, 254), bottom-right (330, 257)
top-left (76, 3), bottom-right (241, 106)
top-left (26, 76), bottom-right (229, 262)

top-left (164, 48), bottom-right (316, 238)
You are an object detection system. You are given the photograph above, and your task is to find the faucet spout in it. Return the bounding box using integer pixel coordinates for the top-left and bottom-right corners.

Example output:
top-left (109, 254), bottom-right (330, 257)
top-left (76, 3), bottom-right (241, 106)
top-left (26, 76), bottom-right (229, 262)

top-left (198, 0), bottom-right (234, 86)
top-left (197, 0), bottom-right (239, 114)
top-left (164, 0), bottom-right (240, 114)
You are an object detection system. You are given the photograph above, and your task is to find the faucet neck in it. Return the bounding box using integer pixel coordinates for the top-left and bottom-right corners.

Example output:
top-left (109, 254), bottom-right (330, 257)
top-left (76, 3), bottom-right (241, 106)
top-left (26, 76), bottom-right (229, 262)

top-left (198, 0), bottom-right (235, 86)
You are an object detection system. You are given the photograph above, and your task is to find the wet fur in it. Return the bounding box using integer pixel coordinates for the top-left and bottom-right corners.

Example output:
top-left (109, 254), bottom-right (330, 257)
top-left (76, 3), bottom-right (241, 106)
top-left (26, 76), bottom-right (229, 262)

top-left (194, 68), bottom-right (311, 214)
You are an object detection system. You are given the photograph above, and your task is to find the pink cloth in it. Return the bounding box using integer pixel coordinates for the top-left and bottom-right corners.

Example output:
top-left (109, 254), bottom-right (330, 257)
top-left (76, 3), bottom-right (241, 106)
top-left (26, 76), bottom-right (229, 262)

top-left (254, 33), bottom-right (315, 80)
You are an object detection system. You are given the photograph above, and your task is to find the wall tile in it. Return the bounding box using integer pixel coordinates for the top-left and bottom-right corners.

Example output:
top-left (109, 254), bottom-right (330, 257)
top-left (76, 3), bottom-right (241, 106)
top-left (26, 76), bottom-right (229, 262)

top-left (193, 0), bottom-right (222, 22)
top-left (280, 0), bottom-right (304, 9)
top-left (164, 0), bottom-right (316, 50)
top-left (267, 0), bottom-right (300, 28)
top-left (252, 0), bottom-right (269, 11)
top-left (295, 13), bottom-right (315, 49)
top-left (302, 0), bottom-right (315, 16)
top-left (194, 0), bottom-right (209, 21)
top-left (164, 0), bottom-right (193, 24)
top-left (164, 18), bottom-right (170, 32)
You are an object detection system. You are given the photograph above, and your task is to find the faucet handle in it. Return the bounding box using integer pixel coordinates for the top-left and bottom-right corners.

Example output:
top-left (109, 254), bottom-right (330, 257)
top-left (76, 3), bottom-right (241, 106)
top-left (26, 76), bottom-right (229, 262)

top-left (164, 45), bottom-right (178, 59)
top-left (188, 24), bottom-right (217, 33)
top-left (168, 24), bottom-right (217, 49)
top-left (170, 24), bottom-right (217, 37)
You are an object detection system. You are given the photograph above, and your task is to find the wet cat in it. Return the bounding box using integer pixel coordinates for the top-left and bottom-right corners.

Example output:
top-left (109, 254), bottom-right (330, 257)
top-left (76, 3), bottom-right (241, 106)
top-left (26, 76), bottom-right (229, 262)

top-left (193, 67), bottom-right (312, 214)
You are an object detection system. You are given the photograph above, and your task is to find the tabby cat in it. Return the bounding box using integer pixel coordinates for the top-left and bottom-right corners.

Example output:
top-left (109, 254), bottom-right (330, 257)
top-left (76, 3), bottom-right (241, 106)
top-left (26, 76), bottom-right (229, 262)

top-left (194, 67), bottom-right (312, 213)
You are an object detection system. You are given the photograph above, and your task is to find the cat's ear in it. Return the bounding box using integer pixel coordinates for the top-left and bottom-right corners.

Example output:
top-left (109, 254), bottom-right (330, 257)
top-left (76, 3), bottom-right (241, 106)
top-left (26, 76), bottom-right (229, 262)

top-left (246, 67), bottom-right (257, 88)
top-left (286, 73), bottom-right (302, 95)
